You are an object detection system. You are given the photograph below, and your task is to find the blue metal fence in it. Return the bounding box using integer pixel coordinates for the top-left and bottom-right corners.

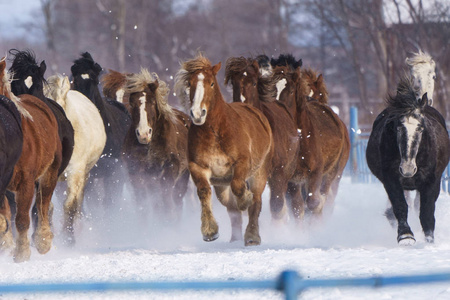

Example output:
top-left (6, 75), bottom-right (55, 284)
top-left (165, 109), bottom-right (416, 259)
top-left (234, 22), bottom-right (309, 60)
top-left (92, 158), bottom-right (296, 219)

top-left (2, 270), bottom-right (450, 299)
top-left (349, 106), bottom-right (450, 192)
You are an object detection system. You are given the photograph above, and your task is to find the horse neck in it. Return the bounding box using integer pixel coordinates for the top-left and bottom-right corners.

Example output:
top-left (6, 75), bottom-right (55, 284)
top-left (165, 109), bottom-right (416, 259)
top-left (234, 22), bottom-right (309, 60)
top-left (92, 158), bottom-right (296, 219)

top-left (204, 89), bottom-right (228, 129)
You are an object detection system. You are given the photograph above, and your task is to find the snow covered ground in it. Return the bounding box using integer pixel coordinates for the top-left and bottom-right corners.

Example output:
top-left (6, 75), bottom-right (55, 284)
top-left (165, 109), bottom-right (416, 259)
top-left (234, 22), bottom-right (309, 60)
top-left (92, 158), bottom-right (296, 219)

top-left (1, 177), bottom-right (450, 299)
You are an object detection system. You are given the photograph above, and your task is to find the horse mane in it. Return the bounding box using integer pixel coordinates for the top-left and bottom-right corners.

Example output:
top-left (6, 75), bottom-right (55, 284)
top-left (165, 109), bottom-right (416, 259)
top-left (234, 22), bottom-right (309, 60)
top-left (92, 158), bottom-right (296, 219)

top-left (45, 74), bottom-right (70, 104)
top-left (405, 50), bottom-right (435, 68)
top-left (126, 68), bottom-right (175, 122)
top-left (302, 68), bottom-right (329, 104)
top-left (270, 54), bottom-right (303, 71)
top-left (8, 49), bottom-right (41, 79)
top-left (386, 76), bottom-right (423, 115)
top-left (174, 53), bottom-right (212, 110)
top-left (0, 59), bottom-right (32, 120)
top-left (224, 56), bottom-right (251, 85)
top-left (101, 69), bottom-right (128, 99)
top-left (71, 52), bottom-right (103, 83)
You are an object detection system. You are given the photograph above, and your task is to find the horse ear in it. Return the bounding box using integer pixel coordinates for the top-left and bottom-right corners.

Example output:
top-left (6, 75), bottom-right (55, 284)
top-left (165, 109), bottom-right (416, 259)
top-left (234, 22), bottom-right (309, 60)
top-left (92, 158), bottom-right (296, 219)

top-left (40, 60), bottom-right (47, 75)
top-left (419, 93), bottom-right (428, 108)
top-left (251, 60), bottom-right (260, 72)
top-left (212, 62), bottom-right (221, 75)
top-left (317, 74), bottom-right (323, 83)
top-left (0, 57), bottom-right (5, 73)
top-left (298, 59), bottom-right (303, 67)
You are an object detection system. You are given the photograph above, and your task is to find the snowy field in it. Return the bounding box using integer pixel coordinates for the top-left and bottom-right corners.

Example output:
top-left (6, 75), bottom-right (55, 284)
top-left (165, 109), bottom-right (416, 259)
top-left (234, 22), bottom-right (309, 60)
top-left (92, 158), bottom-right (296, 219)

top-left (1, 177), bottom-right (450, 299)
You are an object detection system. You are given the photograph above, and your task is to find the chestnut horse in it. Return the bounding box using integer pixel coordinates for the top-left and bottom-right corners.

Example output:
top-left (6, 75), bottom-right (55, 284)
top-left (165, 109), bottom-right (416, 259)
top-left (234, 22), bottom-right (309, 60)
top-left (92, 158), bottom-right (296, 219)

top-left (175, 53), bottom-right (274, 245)
top-left (71, 52), bottom-right (131, 206)
top-left (45, 74), bottom-right (107, 244)
top-left (270, 56), bottom-right (350, 219)
top-left (301, 68), bottom-right (328, 104)
top-left (225, 56), bottom-right (300, 220)
top-left (123, 68), bottom-right (190, 220)
top-left (101, 69), bottom-right (130, 109)
top-left (0, 58), bottom-right (61, 262)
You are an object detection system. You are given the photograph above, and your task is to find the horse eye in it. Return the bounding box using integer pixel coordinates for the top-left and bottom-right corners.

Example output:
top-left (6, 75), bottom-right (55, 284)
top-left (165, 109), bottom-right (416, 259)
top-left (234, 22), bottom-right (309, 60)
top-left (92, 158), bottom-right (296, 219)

top-left (253, 82), bottom-right (257, 87)
top-left (211, 82), bottom-right (214, 87)
top-left (417, 126), bottom-right (424, 132)
top-left (433, 75), bottom-right (436, 80)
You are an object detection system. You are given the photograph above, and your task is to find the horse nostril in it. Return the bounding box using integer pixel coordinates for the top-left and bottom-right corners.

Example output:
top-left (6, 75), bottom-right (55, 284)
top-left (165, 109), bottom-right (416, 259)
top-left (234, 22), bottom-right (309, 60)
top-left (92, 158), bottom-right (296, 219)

top-left (201, 109), bottom-right (206, 117)
top-left (190, 110), bottom-right (194, 119)
top-left (135, 129), bottom-right (140, 136)
top-left (149, 128), bottom-right (152, 135)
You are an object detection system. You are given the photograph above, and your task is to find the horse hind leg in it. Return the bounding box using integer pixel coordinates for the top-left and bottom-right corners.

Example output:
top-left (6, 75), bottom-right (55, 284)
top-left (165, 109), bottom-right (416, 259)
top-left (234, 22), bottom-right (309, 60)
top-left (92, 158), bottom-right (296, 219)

top-left (13, 183), bottom-right (34, 262)
top-left (214, 186), bottom-right (242, 242)
top-left (269, 176), bottom-right (288, 221)
top-left (0, 194), bottom-right (14, 252)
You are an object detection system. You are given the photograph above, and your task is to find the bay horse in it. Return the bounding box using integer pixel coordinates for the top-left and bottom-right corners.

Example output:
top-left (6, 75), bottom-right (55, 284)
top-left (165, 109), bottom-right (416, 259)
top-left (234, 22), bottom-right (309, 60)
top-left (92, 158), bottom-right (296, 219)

top-left (301, 68), bottom-right (328, 104)
top-left (175, 53), bottom-right (274, 245)
top-left (0, 58), bottom-right (61, 262)
top-left (101, 69), bottom-right (130, 109)
top-left (71, 52), bottom-right (131, 206)
top-left (123, 68), bottom-right (190, 220)
top-left (8, 49), bottom-right (74, 177)
top-left (405, 50), bottom-right (436, 106)
top-left (270, 56), bottom-right (350, 219)
top-left (225, 56), bottom-right (300, 221)
top-left (45, 74), bottom-right (107, 244)
top-left (366, 77), bottom-right (450, 245)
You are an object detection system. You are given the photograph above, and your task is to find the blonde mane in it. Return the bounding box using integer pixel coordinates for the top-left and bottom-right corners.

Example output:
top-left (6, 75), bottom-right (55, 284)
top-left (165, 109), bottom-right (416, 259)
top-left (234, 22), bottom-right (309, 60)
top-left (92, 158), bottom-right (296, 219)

top-left (126, 68), bottom-right (175, 122)
top-left (0, 59), bottom-right (32, 120)
top-left (405, 50), bottom-right (435, 68)
top-left (174, 53), bottom-right (212, 110)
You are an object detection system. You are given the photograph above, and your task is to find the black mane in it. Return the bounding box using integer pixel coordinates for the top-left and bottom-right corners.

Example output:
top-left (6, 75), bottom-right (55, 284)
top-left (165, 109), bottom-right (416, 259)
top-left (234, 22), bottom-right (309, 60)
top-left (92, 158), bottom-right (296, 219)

top-left (8, 49), bottom-right (46, 85)
top-left (71, 52), bottom-right (103, 83)
top-left (270, 54), bottom-right (302, 70)
top-left (386, 76), bottom-right (426, 119)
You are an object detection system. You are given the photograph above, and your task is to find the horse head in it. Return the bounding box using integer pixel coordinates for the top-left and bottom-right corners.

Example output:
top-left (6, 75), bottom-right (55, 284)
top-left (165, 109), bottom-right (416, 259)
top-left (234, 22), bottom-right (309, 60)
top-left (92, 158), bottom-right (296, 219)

top-left (388, 78), bottom-right (429, 178)
top-left (302, 68), bottom-right (328, 104)
top-left (225, 57), bottom-right (260, 105)
top-left (405, 50), bottom-right (436, 106)
top-left (175, 53), bottom-right (221, 126)
top-left (45, 74), bottom-right (71, 109)
top-left (126, 68), bottom-right (171, 144)
top-left (8, 49), bottom-right (47, 98)
top-left (71, 52), bottom-right (103, 97)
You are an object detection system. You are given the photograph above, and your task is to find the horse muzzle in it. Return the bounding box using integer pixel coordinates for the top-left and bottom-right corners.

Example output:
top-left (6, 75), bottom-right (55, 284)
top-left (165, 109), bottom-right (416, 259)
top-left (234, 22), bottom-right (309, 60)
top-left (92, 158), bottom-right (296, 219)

top-left (399, 162), bottom-right (417, 178)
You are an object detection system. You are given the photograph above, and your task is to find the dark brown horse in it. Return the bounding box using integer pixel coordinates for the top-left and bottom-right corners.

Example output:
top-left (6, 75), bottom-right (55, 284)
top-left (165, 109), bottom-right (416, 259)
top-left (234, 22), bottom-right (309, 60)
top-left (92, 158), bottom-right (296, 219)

top-left (175, 53), bottom-right (274, 245)
top-left (123, 68), bottom-right (190, 220)
top-left (271, 59), bottom-right (350, 219)
top-left (225, 56), bottom-right (300, 220)
top-left (101, 69), bottom-right (130, 109)
top-left (0, 58), bottom-right (61, 262)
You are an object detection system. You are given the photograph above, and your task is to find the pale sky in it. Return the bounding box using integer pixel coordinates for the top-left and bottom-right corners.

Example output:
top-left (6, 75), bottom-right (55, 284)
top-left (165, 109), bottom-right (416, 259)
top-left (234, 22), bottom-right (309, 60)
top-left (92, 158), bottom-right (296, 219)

top-left (0, 0), bottom-right (41, 39)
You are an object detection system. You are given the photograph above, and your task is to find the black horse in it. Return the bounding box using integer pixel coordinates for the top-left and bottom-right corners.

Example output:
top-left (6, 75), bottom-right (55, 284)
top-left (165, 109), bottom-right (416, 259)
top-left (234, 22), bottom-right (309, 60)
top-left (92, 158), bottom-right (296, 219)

top-left (8, 49), bottom-right (74, 176)
top-left (366, 77), bottom-right (450, 245)
top-left (71, 52), bottom-right (131, 205)
top-left (0, 95), bottom-right (23, 248)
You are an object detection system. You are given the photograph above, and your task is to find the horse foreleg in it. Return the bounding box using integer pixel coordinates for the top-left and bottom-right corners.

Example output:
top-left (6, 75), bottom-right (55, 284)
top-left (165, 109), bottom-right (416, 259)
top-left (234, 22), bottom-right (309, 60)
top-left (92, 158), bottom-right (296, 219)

top-left (171, 170), bottom-right (190, 222)
top-left (383, 179), bottom-right (414, 245)
top-left (214, 186), bottom-right (242, 242)
top-left (190, 163), bottom-right (217, 242)
top-left (230, 160), bottom-right (253, 211)
top-left (245, 173), bottom-right (266, 246)
top-left (305, 169), bottom-right (325, 215)
top-left (288, 182), bottom-right (305, 220)
top-left (13, 184), bottom-right (34, 263)
top-left (418, 181), bottom-right (440, 243)
top-left (62, 171), bottom-right (87, 245)
top-left (0, 194), bottom-right (14, 252)
top-left (268, 175), bottom-right (288, 221)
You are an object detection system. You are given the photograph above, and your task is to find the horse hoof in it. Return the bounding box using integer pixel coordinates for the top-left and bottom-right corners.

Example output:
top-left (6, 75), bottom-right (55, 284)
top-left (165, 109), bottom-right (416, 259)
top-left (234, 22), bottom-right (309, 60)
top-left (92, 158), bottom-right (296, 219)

top-left (203, 233), bottom-right (219, 242)
top-left (398, 234), bottom-right (416, 246)
top-left (425, 236), bottom-right (434, 243)
top-left (245, 239), bottom-right (261, 246)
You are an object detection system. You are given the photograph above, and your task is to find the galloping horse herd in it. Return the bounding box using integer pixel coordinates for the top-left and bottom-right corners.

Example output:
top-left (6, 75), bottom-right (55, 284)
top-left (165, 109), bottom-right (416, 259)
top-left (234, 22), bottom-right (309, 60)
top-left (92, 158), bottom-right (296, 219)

top-left (0, 49), bottom-right (447, 263)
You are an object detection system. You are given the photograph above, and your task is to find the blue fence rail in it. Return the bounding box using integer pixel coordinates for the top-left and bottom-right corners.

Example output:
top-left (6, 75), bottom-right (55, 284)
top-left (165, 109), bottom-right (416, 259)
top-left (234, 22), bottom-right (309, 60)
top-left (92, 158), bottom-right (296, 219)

top-left (2, 270), bottom-right (450, 299)
top-left (348, 106), bottom-right (450, 192)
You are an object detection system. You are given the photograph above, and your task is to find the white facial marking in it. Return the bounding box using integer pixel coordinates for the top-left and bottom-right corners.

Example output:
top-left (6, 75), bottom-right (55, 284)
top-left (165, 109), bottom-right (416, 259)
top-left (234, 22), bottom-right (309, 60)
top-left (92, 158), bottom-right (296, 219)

top-left (116, 88), bottom-right (125, 103)
top-left (308, 89), bottom-right (314, 97)
top-left (276, 78), bottom-right (287, 101)
top-left (240, 93), bottom-right (246, 102)
top-left (411, 63), bottom-right (435, 105)
top-left (404, 116), bottom-right (420, 156)
top-left (191, 73), bottom-right (205, 123)
top-left (24, 76), bottom-right (33, 89)
top-left (137, 92), bottom-right (152, 142)
top-left (243, 72), bottom-right (247, 77)
top-left (81, 74), bottom-right (90, 80)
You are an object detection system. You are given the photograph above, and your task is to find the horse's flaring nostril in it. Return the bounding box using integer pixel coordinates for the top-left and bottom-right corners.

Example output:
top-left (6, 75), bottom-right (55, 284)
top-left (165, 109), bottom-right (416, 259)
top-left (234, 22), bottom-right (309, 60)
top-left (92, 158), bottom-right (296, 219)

top-left (201, 109), bottom-right (206, 117)
top-left (149, 128), bottom-right (152, 135)
top-left (136, 129), bottom-right (140, 136)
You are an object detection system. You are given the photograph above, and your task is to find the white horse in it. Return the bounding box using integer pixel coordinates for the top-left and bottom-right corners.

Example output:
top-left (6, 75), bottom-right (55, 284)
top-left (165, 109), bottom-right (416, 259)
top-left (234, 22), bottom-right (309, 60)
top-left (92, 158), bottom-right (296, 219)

top-left (45, 74), bottom-right (107, 244)
top-left (405, 50), bottom-right (436, 106)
